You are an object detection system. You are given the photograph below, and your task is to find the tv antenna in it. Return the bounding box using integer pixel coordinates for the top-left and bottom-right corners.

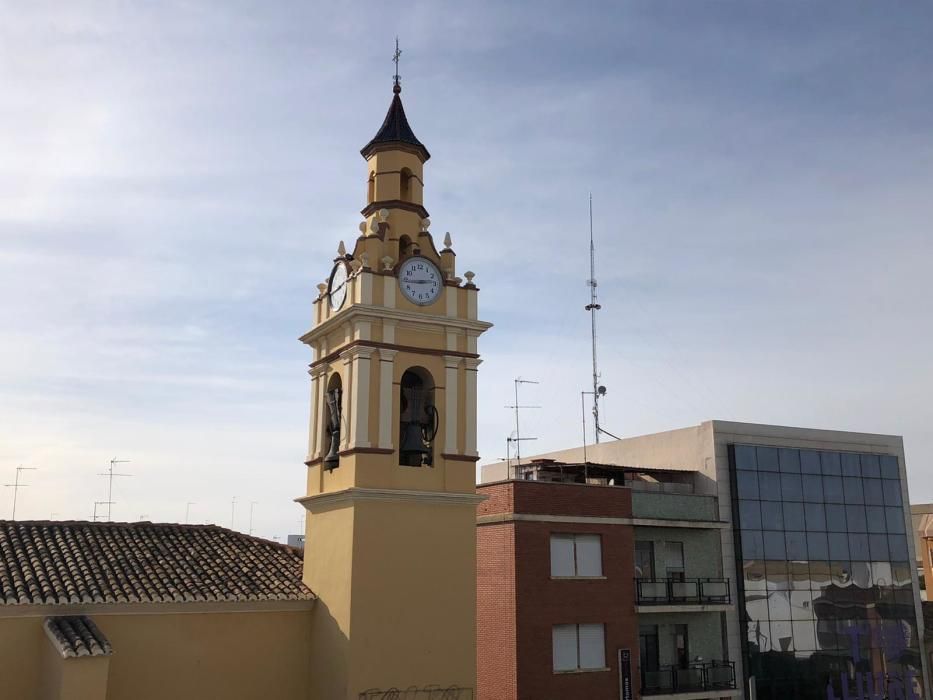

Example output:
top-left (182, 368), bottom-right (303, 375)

top-left (249, 501), bottom-right (258, 536)
top-left (185, 502), bottom-right (195, 524)
top-left (92, 501), bottom-right (113, 522)
top-left (231, 497), bottom-right (237, 529)
top-left (4, 465), bottom-right (37, 520)
top-left (505, 377), bottom-right (540, 477)
top-left (98, 457), bottom-right (132, 522)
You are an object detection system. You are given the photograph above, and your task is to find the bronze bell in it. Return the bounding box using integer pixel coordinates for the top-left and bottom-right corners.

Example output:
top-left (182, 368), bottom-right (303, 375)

top-left (323, 387), bottom-right (342, 470)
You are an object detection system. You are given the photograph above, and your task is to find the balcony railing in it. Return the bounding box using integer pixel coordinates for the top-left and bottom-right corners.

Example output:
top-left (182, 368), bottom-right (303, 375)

top-left (634, 577), bottom-right (731, 605)
top-left (641, 661), bottom-right (736, 695)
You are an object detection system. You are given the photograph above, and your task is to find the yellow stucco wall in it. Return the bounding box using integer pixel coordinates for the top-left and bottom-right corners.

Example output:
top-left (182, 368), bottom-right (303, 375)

top-left (0, 608), bottom-right (313, 700)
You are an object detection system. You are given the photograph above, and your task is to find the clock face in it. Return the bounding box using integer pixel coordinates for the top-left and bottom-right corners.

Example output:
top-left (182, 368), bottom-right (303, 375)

top-left (328, 261), bottom-right (349, 311)
top-left (398, 256), bottom-right (442, 306)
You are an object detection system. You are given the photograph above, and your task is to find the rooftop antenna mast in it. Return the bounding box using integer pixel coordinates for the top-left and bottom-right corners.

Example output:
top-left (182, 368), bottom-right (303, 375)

top-left (504, 378), bottom-right (540, 478)
top-left (4, 465), bottom-right (37, 520)
top-left (585, 195), bottom-right (607, 442)
top-left (98, 457), bottom-right (131, 522)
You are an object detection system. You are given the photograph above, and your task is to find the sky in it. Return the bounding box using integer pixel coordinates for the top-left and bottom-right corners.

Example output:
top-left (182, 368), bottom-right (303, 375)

top-left (2, 1), bottom-right (932, 541)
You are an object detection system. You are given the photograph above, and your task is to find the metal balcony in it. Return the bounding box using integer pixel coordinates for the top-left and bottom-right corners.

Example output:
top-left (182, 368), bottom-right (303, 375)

top-left (634, 577), bottom-right (731, 606)
top-left (641, 661), bottom-right (737, 695)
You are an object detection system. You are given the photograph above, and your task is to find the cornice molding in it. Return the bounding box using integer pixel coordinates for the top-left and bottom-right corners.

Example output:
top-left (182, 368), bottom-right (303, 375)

top-left (300, 304), bottom-right (492, 346)
top-left (361, 199), bottom-right (429, 220)
top-left (296, 487), bottom-right (487, 511)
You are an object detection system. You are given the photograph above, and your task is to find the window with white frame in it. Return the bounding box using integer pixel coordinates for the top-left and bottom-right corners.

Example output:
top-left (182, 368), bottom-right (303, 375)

top-left (552, 623), bottom-right (607, 672)
top-left (550, 533), bottom-right (603, 577)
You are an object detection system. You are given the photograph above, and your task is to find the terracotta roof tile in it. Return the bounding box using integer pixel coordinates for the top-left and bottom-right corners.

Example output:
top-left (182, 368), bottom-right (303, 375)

top-left (44, 615), bottom-right (113, 658)
top-left (0, 521), bottom-right (313, 607)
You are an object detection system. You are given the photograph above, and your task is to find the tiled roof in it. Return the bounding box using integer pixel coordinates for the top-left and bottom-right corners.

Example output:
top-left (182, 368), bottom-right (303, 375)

top-left (0, 520), bottom-right (314, 606)
top-left (361, 90), bottom-right (430, 162)
top-left (44, 615), bottom-right (112, 658)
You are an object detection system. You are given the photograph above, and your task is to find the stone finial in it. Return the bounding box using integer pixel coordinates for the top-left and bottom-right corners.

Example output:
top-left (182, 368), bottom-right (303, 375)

top-left (350, 259), bottom-right (362, 272)
top-left (420, 218), bottom-right (430, 232)
top-left (358, 222), bottom-right (366, 234)
top-left (360, 252), bottom-right (370, 269)
top-left (369, 218), bottom-right (380, 235)
top-left (464, 271), bottom-right (475, 285)
top-left (317, 283), bottom-right (328, 297)
top-left (337, 240), bottom-right (346, 256)
top-left (443, 232), bottom-right (452, 250)
top-left (378, 208), bottom-right (390, 223)
top-left (381, 255), bottom-right (394, 271)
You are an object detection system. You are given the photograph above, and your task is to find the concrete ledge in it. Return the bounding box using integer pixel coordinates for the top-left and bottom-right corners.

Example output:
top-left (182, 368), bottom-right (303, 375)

top-left (636, 604), bottom-right (734, 614)
top-left (643, 689), bottom-right (741, 700)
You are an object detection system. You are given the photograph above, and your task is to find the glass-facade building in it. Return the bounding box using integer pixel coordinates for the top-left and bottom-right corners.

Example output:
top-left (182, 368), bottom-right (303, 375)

top-left (730, 445), bottom-right (924, 700)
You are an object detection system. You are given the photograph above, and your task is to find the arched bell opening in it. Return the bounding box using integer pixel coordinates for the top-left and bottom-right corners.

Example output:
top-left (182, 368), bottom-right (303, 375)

top-left (399, 167), bottom-right (412, 202)
top-left (398, 367), bottom-right (438, 467)
top-left (398, 234), bottom-right (414, 260)
top-left (322, 373), bottom-right (343, 471)
top-left (367, 171), bottom-right (375, 204)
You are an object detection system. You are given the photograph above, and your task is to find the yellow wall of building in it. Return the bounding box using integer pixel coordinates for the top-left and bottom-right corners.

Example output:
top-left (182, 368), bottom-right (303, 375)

top-left (0, 609), bottom-right (313, 700)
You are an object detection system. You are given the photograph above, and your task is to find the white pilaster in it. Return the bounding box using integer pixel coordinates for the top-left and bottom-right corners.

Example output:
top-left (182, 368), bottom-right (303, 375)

top-left (378, 349), bottom-right (398, 450)
top-left (347, 347), bottom-right (374, 449)
top-left (341, 354), bottom-right (354, 450)
top-left (383, 319), bottom-right (396, 345)
top-left (446, 284), bottom-right (458, 318)
top-left (308, 365), bottom-right (327, 461)
top-left (463, 358), bottom-right (481, 456)
top-left (383, 275), bottom-right (396, 309)
top-left (358, 270), bottom-right (373, 305)
top-left (444, 356), bottom-right (461, 455)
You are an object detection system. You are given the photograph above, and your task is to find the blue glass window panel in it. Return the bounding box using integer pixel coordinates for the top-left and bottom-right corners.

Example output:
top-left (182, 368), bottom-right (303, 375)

top-left (880, 454), bottom-right (899, 479)
top-left (736, 471), bottom-right (759, 499)
top-left (885, 507), bottom-right (905, 534)
top-left (801, 474), bottom-right (824, 503)
top-left (740, 500), bottom-right (762, 529)
top-left (785, 531), bottom-right (808, 560)
top-left (800, 450), bottom-right (821, 475)
top-left (823, 476), bottom-right (844, 503)
top-left (869, 534), bottom-right (889, 560)
top-left (859, 454), bottom-right (881, 478)
top-left (828, 533), bottom-right (850, 560)
top-left (845, 505), bottom-right (867, 533)
top-left (865, 506), bottom-right (887, 534)
top-left (735, 445), bottom-right (757, 470)
top-left (757, 447), bottom-right (780, 472)
top-left (882, 480), bottom-right (902, 507)
top-left (888, 535), bottom-right (909, 560)
top-left (761, 501), bottom-right (784, 530)
top-left (742, 531), bottom-right (764, 559)
top-left (825, 504), bottom-right (847, 531)
top-left (804, 503), bottom-right (826, 531)
top-left (841, 453), bottom-right (862, 477)
top-left (779, 448), bottom-right (801, 473)
top-left (759, 473), bottom-right (782, 501)
top-left (764, 531), bottom-right (787, 559)
top-left (783, 502), bottom-right (806, 530)
top-left (843, 478), bottom-right (864, 504)
top-left (863, 479), bottom-right (884, 506)
top-left (808, 532), bottom-right (829, 560)
top-left (820, 451), bottom-right (842, 475)
top-left (781, 473), bottom-right (803, 502)
top-left (849, 533), bottom-right (870, 561)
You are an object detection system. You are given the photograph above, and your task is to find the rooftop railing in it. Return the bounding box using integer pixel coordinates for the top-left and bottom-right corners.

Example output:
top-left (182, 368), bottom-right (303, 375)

top-left (641, 661), bottom-right (736, 695)
top-left (634, 577), bottom-right (731, 606)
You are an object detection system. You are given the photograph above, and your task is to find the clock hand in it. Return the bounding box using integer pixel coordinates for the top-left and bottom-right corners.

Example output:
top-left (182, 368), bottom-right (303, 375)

top-left (405, 279), bottom-right (435, 285)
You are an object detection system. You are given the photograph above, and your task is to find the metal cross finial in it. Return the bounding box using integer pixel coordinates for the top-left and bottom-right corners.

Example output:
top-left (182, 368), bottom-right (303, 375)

top-left (392, 37), bottom-right (402, 93)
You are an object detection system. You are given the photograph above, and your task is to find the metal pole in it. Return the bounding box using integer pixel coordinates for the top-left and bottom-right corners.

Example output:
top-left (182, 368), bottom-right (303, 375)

top-left (230, 497), bottom-right (236, 529)
top-left (249, 501), bottom-right (258, 536)
top-left (185, 502), bottom-right (195, 524)
top-left (5, 466), bottom-right (37, 520)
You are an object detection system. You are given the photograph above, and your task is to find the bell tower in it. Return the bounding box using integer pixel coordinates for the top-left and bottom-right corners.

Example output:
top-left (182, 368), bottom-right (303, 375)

top-left (298, 60), bottom-right (491, 700)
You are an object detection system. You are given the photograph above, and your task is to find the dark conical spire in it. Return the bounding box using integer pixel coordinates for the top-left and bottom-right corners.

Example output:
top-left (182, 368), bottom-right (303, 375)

top-left (360, 88), bottom-right (430, 162)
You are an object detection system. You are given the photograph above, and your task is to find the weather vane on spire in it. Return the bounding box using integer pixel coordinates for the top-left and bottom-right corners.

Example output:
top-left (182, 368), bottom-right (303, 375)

top-left (393, 37), bottom-right (402, 94)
